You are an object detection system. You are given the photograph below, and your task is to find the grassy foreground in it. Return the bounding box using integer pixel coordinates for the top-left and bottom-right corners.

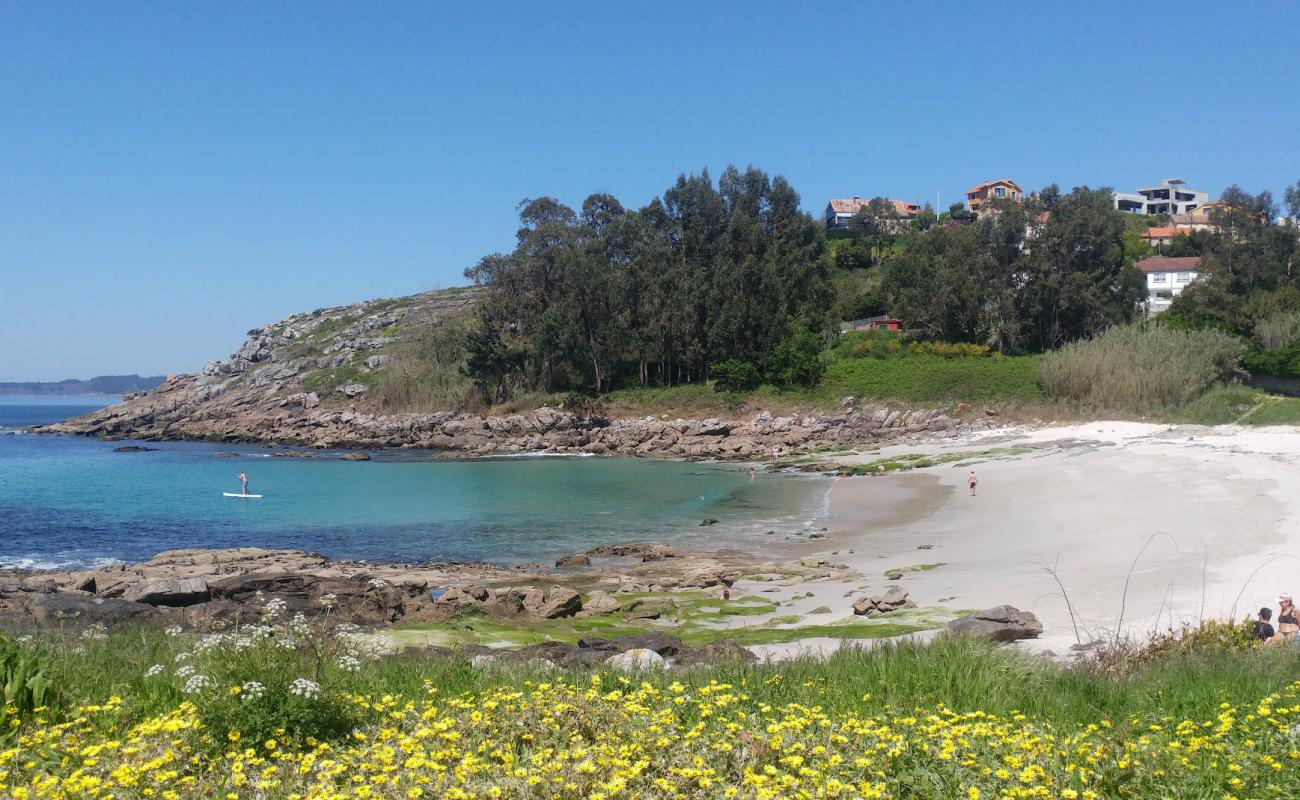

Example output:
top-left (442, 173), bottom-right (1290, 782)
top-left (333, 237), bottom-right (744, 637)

top-left (3, 613), bottom-right (1300, 800)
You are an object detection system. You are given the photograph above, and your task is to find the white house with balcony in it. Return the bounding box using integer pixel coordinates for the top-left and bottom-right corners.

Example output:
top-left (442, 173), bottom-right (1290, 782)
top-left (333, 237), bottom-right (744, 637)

top-left (1136, 255), bottom-right (1200, 314)
top-left (1114, 178), bottom-right (1209, 215)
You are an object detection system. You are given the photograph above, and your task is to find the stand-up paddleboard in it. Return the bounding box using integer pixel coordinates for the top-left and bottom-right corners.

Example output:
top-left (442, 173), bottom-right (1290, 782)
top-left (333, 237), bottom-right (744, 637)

top-left (223, 492), bottom-right (263, 499)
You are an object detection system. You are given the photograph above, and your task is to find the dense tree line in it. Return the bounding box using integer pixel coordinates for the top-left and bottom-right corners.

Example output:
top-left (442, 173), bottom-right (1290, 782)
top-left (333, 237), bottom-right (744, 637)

top-left (1168, 183), bottom-right (1300, 335)
top-left (881, 187), bottom-right (1147, 353)
top-left (463, 166), bottom-right (833, 401)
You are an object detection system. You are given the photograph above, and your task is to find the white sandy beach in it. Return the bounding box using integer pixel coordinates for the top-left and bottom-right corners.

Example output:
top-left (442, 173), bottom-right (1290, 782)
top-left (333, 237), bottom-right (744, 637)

top-left (741, 422), bottom-right (1300, 657)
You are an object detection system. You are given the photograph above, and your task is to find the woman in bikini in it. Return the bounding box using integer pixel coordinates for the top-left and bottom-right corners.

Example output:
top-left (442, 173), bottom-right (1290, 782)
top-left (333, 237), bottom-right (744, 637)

top-left (1270, 593), bottom-right (1298, 645)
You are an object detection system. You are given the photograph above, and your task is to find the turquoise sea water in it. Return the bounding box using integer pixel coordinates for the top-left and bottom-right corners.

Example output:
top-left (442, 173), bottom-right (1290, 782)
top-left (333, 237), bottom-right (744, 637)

top-left (0, 397), bottom-right (826, 569)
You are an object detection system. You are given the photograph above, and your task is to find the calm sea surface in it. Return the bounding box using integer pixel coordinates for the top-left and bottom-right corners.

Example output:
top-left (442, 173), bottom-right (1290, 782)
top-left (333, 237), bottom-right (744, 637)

top-left (0, 397), bottom-right (826, 569)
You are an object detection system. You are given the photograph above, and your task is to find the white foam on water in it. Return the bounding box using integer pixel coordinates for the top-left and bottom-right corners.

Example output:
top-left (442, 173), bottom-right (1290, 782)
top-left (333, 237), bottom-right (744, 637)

top-left (0, 555), bottom-right (126, 572)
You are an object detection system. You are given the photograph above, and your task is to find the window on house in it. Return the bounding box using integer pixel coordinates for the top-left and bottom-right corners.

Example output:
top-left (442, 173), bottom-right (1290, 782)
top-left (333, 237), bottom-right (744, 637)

top-left (1151, 273), bottom-right (1167, 283)
top-left (994, 187), bottom-right (1006, 198)
top-left (1176, 272), bottom-right (1192, 281)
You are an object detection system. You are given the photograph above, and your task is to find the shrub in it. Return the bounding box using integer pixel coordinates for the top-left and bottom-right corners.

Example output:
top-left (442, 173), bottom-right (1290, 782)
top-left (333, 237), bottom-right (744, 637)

top-left (1038, 323), bottom-right (1247, 413)
top-left (906, 341), bottom-right (992, 359)
top-left (710, 359), bottom-right (761, 392)
top-left (140, 595), bottom-right (392, 750)
top-left (1253, 310), bottom-right (1300, 350)
top-left (1243, 341), bottom-right (1300, 377)
top-left (832, 329), bottom-right (905, 359)
top-left (765, 328), bottom-right (824, 387)
top-left (824, 352), bottom-right (1043, 403)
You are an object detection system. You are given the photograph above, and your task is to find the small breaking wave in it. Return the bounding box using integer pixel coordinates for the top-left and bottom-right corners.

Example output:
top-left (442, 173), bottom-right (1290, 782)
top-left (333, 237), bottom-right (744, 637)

top-left (0, 555), bottom-right (126, 572)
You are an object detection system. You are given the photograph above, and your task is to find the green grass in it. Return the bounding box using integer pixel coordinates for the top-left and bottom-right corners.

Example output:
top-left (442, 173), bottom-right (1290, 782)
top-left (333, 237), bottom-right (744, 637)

top-left (1181, 384), bottom-right (1300, 425)
top-left (306, 314), bottom-right (360, 340)
top-left (302, 364), bottom-right (380, 394)
top-left (20, 626), bottom-right (1300, 729)
top-left (827, 446), bottom-right (1036, 475)
top-left (822, 352), bottom-right (1044, 404)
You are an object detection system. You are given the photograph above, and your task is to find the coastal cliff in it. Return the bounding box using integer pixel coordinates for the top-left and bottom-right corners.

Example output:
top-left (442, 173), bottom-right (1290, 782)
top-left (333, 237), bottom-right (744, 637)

top-left (40, 286), bottom-right (991, 456)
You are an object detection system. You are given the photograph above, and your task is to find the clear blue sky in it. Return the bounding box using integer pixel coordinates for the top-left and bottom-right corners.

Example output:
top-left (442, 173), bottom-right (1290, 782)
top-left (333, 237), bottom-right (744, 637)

top-left (2, 2), bottom-right (1297, 381)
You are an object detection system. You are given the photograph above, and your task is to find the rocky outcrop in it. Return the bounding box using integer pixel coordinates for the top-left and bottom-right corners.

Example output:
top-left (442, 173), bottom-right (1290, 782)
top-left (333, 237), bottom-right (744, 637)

top-left (946, 605), bottom-right (1043, 642)
top-left (34, 285), bottom-right (993, 457)
top-left (852, 586), bottom-right (915, 616)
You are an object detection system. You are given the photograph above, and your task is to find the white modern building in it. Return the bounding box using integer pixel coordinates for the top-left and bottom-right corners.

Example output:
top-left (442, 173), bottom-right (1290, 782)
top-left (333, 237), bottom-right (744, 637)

top-left (1114, 178), bottom-right (1209, 215)
top-left (1136, 255), bottom-right (1200, 314)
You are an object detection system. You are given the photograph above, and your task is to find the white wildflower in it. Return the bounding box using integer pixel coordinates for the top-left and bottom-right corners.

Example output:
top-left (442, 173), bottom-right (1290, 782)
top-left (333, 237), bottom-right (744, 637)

top-left (337, 654), bottom-right (361, 673)
top-left (16, 635), bottom-right (33, 644)
top-left (164, 625), bottom-right (184, 637)
top-left (80, 625), bottom-right (107, 641)
top-left (262, 597), bottom-right (287, 620)
top-left (319, 593), bottom-right (338, 610)
top-left (144, 664), bottom-right (164, 678)
top-left (182, 674), bottom-right (214, 695)
top-left (289, 613), bottom-right (311, 637)
top-left (175, 665), bottom-right (196, 678)
top-left (367, 578), bottom-right (388, 589)
top-left (174, 651), bottom-right (192, 662)
top-left (288, 678), bottom-right (320, 699)
top-left (240, 681), bottom-right (266, 701)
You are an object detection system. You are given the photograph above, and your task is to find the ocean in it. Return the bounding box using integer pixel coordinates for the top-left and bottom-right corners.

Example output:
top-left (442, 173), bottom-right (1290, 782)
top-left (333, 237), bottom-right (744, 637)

top-left (0, 397), bottom-right (827, 570)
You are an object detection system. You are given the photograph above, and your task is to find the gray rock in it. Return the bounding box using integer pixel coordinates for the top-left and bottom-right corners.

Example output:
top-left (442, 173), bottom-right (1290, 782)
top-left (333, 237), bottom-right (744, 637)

top-left (123, 577), bottom-right (211, 607)
top-left (581, 590), bottom-right (621, 615)
top-left (946, 605), bottom-right (1043, 642)
top-left (555, 554), bottom-right (591, 568)
top-left (605, 648), bottom-right (667, 672)
top-left (340, 383), bottom-right (368, 397)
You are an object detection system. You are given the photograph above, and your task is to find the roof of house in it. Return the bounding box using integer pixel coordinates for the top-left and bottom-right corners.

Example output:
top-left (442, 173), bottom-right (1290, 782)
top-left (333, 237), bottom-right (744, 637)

top-left (827, 198), bottom-right (922, 217)
top-left (1135, 256), bottom-right (1201, 273)
top-left (1139, 226), bottom-right (1184, 239)
top-left (966, 178), bottom-right (1022, 196)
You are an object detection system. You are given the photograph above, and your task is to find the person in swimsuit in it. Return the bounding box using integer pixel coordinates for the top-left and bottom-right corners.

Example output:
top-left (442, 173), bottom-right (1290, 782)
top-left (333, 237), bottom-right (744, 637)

top-left (1252, 607), bottom-right (1274, 642)
top-left (968, 470), bottom-right (978, 496)
top-left (1269, 593), bottom-right (1297, 645)
top-left (238, 472), bottom-right (249, 495)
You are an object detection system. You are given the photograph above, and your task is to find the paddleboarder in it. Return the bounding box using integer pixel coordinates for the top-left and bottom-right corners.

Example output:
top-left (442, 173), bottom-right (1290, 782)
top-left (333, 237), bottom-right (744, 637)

top-left (238, 472), bottom-right (250, 496)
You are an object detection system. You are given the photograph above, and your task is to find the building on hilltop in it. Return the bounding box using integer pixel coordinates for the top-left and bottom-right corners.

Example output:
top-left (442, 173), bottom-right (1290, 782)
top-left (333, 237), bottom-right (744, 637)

top-left (824, 196), bottom-right (922, 229)
top-left (965, 179), bottom-right (1022, 213)
top-left (1135, 255), bottom-right (1201, 315)
top-left (1139, 226), bottom-right (1186, 249)
top-left (1113, 178), bottom-right (1209, 215)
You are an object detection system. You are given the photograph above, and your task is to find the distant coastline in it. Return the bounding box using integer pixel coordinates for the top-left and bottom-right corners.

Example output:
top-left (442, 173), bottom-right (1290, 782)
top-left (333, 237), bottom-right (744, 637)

top-left (0, 374), bottom-right (164, 397)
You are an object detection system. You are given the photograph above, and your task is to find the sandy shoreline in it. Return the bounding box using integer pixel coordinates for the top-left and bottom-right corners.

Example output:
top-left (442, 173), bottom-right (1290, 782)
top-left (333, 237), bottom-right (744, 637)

top-left (803, 421), bottom-right (1300, 652)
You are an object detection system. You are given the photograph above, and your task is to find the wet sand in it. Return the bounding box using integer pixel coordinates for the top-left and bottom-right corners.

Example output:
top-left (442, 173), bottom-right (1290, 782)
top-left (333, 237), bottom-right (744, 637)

top-left (807, 422), bottom-right (1300, 653)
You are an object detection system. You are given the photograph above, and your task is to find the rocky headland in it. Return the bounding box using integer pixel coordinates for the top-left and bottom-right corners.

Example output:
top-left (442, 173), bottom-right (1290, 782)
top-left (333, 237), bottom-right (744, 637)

top-left (36, 287), bottom-right (993, 457)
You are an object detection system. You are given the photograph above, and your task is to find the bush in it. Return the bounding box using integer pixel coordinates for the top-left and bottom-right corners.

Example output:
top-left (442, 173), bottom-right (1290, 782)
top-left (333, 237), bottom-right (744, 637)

top-left (1243, 341), bottom-right (1300, 378)
top-left (765, 328), bottom-right (824, 387)
top-left (1253, 310), bottom-right (1300, 350)
top-left (1038, 323), bottom-right (1247, 413)
top-left (906, 341), bottom-right (993, 359)
top-left (832, 329), bottom-right (905, 359)
top-left (710, 359), bottom-right (761, 392)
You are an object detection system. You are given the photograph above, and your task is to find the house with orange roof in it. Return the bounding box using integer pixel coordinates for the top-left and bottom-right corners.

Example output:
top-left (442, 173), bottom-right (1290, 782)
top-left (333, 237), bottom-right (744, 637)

top-left (824, 196), bottom-right (922, 229)
top-left (1139, 226), bottom-right (1186, 249)
top-left (965, 179), bottom-right (1022, 212)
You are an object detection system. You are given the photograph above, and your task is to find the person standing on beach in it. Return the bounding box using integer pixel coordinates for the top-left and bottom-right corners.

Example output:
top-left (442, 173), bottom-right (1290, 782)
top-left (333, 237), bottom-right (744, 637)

top-left (968, 471), bottom-right (978, 496)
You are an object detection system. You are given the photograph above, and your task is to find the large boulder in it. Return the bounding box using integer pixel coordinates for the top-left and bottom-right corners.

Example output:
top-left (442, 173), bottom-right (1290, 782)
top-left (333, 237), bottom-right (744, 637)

top-left (522, 586), bottom-right (581, 619)
top-left (580, 590), bottom-right (622, 615)
top-left (123, 577), bottom-right (211, 607)
top-left (605, 648), bottom-right (668, 672)
top-left (946, 605), bottom-right (1043, 642)
top-left (679, 567), bottom-right (743, 588)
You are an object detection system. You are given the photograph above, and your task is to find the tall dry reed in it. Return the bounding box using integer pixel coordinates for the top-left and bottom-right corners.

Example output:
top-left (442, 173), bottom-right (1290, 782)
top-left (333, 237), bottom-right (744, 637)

top-left (1253, 310), bottom-right (1300, 350)
top-left (1038, 323), bottom-right (1246, 413)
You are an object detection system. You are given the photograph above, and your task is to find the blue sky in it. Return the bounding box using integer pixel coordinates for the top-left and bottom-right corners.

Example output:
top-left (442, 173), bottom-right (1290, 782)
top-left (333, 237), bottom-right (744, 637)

top-left (2, 2), bottom-right (1297, 380)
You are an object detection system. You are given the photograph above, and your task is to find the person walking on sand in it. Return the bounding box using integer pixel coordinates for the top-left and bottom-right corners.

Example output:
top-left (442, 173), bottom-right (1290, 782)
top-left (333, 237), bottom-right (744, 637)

top-left (967, 470), bottom-right (978, 496)
top-left (238, 472), bottom-right (249, 496)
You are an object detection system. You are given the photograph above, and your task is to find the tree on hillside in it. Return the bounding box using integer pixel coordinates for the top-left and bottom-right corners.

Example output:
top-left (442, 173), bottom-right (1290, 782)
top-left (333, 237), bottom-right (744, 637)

top-left (462, 166), bottom-right (832, 401)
